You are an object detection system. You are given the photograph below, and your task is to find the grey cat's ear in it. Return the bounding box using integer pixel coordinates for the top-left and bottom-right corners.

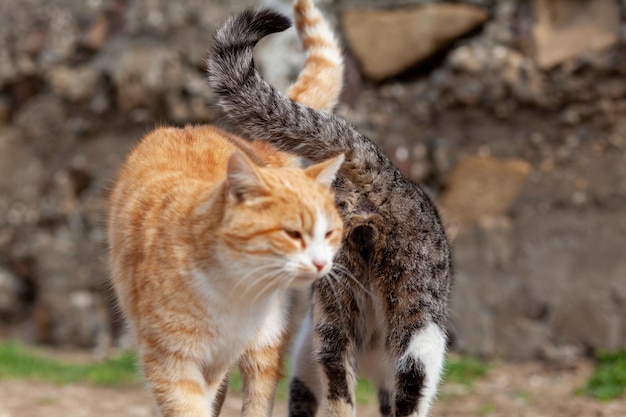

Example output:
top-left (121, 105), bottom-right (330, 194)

top-left (305, 153), bottom-right (345, 188)
top-left (226, 151), bottom-right (268, 202)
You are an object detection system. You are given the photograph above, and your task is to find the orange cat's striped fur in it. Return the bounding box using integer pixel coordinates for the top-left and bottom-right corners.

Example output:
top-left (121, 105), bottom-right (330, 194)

top-left (107, 1), bottom-right (345, 417)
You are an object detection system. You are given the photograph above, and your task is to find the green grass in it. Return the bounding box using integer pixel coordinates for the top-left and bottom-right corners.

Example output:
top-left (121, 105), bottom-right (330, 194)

top-left (477, 402), bottom-right (497, 416)
top-left (443, 355), bottom-right (490, 386)
top-left (229, 355), bottom-right (489, 404)
top-left (583, 350), bottom-right (626, 401)
top-left (227, 364), bottom-right (376, 403)
top-left (0, 340), bottom-right (490, 401)
top-left (354, 378), bottom-right (376, 403)
top-left (0, 341), bottom-right (140, 386)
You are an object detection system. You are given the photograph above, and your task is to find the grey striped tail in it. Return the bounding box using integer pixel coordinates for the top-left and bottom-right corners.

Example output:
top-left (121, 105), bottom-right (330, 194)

top-left (209, 9), bottom-right (290, 101)
top-left (208, 9), bottom-right (391, 173)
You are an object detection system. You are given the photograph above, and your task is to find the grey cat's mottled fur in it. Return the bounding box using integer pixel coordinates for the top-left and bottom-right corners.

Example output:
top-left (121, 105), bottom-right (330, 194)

top-left (209, 9), bottom-right (453, 417)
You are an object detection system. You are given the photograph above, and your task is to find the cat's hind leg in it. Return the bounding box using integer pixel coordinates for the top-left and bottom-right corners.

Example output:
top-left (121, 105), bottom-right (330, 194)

top-left (311, 277), bottom-right (363, 417)
top-left (393, 322), bottom-right (446, 417)
top-left (377, 387), bottom-right (393, 417)
top-left (289, 308), bottom-right (323, 417)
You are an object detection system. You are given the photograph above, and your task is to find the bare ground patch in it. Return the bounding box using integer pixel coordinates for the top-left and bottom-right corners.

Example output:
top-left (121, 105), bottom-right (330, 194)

top-left (0, 358), bottom-right (624, 417)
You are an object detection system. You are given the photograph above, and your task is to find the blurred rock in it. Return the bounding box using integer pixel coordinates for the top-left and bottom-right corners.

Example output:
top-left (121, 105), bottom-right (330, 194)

top-left (449, 43), bottom-right (546, 105)
top-left (0, 126), bottom-right (45, 218)
top-left (0, 95), bottom-right (9, 127)
top-left (124, 0), bottom-right (256, 35)
top-left (96, 40), bottom-right (183, 112)
top-left (342, 4), bottom-right (489, 80)
top-left (518, 209), bottom-right (626, 353)
top-left (48, 65), bottom-right (101, 103)
top-left (449, 206), bottom-right (626, 358)
top-left (531, 0), bottom-right (620, 69)
top-left (32, 226), bottom-right (110, 347)
top-left (79, 14), bottom-right (110, 52)
top-left (13, 95), bottom-right (73, 161)
top-left (0, 268), bottom-right (27, 321)
top-left (440, 156), bottom-right (532, 226)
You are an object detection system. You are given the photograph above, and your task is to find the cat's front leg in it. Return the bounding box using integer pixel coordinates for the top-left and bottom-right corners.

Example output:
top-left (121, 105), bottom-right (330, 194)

top-left (140, 346), bottom-right (226, 417)
top-left (212, 374), bottom-right (230, 417)
top-left (239, 344), bottom-right (285, 417)
top-left (239, 296), bottom-right (291, 417)
top-left (289, 307), bottom-right (323, 417)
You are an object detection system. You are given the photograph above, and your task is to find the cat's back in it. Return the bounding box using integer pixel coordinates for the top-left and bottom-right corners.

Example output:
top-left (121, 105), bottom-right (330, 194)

top-left (117, 126), bottom-right (231, 186)
top-left (111, 126), bottom-right (294, 208)
top-left (119, 125), bottom-right (297, 182)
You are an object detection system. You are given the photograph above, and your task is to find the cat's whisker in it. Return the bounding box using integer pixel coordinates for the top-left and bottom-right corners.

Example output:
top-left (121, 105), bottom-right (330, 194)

top-left (281, 275), bottom-right (298, 291)
top-left (331, 264), bottom-right (373, 298)
top-left (250, 273), bottom-right (283, 303)
top-left (249, 271), bottom-right (292, 305)
top-left (228, 265), bottom-right (272, 296)
top-left (323, 273), bottom-right (348, 321)
top-left (228, 261), bottom-right (284, 296)
top-left (332, 263), bottom-right (360, 282)
top-left (232, 275), bottom-right (276, 300)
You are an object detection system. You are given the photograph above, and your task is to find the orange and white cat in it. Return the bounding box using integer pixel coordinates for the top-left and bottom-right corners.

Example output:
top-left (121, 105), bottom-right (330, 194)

top-left (107, 1), bottom-right (345, 417)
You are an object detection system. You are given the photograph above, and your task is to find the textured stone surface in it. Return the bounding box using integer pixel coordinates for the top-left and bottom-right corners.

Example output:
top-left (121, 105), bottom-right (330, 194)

top-left (0, 267), bottom-right (28, 322)
top-left (531, 0), bottom-right (621, 69)
top-left (342, 4), bottom-right (489, 80)
top-left (1, 0), bottom-right (626, 359)
top-left (450, 207), bottom-right (626, 359)
top-left (440, 156), bottom-right (531, 226)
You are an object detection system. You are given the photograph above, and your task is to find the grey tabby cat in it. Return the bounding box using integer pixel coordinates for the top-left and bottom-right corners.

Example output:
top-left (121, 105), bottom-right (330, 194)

top-left (209, 9), bottom-right (452, 417)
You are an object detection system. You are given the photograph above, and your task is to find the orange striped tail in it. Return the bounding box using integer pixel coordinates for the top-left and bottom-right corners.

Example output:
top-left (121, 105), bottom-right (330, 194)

top-left (287, 0), bottom-right (344, 111)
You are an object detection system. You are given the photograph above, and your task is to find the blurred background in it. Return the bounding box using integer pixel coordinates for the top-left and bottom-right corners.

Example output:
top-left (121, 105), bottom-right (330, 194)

top-left (1, 0), bottom-right (626, 415)
top-left (0, 0), bottom-right (625, 396)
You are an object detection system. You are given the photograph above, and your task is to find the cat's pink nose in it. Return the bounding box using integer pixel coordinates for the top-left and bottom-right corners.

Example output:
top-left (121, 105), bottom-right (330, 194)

top-left (313, 260), bottom-right (327, 272)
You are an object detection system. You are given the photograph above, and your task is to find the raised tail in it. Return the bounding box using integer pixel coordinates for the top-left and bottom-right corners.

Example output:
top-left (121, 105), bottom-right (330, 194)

top-left (208, 9), bottom-right (391, 173)
top-left (286, 0), bottom-right (344, 111)
top-left (210, 9), bottom-right (291, 101)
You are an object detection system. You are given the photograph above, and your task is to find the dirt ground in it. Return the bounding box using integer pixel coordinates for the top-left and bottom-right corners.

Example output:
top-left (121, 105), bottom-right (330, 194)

top-left (0, 358), bottom-right (624, 417)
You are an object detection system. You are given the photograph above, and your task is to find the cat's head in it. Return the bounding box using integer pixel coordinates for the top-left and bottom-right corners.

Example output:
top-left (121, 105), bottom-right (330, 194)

top-left (217, 151), bottom-right (344, 288)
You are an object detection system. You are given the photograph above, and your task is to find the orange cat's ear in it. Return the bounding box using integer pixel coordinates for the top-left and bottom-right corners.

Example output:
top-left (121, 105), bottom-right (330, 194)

top-left (305, 153), bottom-right (345, 188)
top-left (226, 151), bottom-right (268, 202)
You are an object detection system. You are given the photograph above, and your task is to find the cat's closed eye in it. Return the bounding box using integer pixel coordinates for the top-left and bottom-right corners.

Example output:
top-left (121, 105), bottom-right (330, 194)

top-left (284, 229), bottom-right (303, 241)
top-left (325, 230), bottom-right (335, 239)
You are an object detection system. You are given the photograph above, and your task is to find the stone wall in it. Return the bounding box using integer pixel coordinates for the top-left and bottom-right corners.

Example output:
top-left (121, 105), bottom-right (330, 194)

top-left (1, 0), bottom-right (625, 359)
top-left (0, 0), bottom-right (258, 349)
